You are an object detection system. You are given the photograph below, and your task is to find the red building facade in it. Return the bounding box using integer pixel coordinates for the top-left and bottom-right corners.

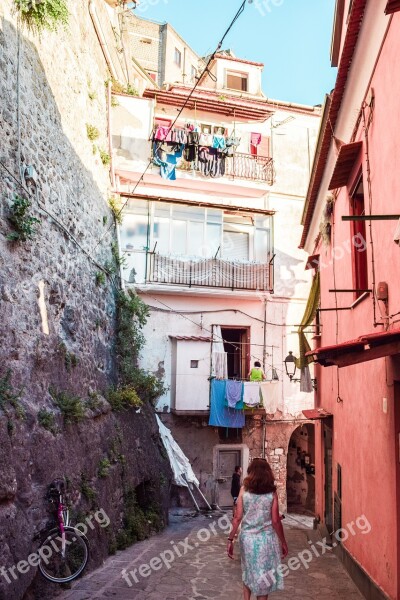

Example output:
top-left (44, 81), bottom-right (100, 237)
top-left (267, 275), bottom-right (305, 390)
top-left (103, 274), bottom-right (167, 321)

top-left (300, 1), bottom-right (400, 598)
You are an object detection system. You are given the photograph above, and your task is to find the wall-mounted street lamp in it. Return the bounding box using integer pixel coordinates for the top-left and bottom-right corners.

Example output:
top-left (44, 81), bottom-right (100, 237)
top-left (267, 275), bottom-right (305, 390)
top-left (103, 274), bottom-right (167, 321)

top-left (284, 351), bottom-right (317, 390)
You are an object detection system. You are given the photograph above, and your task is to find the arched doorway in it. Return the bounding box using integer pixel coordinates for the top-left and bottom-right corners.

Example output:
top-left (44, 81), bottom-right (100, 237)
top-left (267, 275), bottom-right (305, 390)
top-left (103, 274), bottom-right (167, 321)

top-left (286, 424), bottom-right (315, 515)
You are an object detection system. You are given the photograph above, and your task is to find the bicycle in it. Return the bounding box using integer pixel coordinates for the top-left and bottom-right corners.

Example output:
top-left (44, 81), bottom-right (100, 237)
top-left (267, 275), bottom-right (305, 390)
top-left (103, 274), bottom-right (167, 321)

top-left (38, 478), bottom-right (89, 584)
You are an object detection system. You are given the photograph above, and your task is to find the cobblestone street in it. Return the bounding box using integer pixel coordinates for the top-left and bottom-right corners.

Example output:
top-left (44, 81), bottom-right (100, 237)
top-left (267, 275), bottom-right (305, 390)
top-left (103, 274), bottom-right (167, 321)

top-left (58, 512), bottom-right (364, 600)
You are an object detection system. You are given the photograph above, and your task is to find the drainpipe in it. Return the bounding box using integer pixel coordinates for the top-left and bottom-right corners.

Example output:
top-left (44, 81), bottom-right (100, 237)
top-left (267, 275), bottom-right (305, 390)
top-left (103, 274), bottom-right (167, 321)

top-left (89, 0), bottom-right (119, 81)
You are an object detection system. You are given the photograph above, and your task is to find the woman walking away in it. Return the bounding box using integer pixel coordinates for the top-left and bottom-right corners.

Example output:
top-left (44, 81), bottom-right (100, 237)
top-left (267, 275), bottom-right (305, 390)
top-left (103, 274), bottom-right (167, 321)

top-left (226, 459), bottom-right (288, 600)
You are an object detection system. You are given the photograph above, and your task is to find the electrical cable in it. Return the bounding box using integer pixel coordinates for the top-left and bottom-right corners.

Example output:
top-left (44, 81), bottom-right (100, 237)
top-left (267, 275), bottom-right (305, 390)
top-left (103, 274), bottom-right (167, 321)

top-left (91, 0), bottom-right (249, 254)
top-left (0, 160), bottom-right (111, 277)
top-left (135, 286), bottom-right (287, 374)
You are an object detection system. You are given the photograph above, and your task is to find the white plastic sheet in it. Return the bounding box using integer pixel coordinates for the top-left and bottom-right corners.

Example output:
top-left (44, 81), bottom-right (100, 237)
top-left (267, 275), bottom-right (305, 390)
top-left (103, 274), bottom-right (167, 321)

top-left (156, 415), bottom-right (199, 488)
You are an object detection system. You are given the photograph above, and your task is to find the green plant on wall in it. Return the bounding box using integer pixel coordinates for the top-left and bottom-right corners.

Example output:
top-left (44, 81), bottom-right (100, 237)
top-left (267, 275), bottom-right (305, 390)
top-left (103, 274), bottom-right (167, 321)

top-left (14, 0), bottom-right (69, 33)
top-left (38, 408), bottom-right (58, 435)
top-left (0, 370), bottom-right (25, 419)
top-left (49, 387), bottom-right (85, 424)
top-left (116, 290), bottom-right (167, 405)
top-left (108, 196), bottom-right (123, 225)
top-left (86, 124), bottom-right (100, 142)
top-left (7, 195), bottom-right (41, 242)
top-left (99, 148), bottom-right (111, 166)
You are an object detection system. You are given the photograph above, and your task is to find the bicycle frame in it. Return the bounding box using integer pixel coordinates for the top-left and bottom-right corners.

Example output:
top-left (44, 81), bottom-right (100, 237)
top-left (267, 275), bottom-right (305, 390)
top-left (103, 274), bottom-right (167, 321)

top-left (55, 489), bottom-right (70, 559)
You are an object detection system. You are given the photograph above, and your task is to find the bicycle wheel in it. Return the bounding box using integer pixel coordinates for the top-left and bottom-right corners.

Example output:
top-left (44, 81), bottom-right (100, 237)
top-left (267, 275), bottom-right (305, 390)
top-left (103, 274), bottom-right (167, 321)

top-left (38, 526), bottom-right (89, 583)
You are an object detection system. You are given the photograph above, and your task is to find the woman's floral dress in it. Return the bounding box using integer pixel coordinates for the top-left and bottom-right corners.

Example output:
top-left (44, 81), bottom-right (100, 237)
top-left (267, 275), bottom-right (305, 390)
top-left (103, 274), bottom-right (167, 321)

top-left (239, 491), bottom-right (284, 596)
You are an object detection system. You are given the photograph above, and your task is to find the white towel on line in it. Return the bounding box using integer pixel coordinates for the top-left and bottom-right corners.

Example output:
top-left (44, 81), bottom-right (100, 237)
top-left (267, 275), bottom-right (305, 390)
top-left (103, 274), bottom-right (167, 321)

top-left (243, 382), bottom-right (261, 406)
top-left (260, 382), bottom-right (280, 414)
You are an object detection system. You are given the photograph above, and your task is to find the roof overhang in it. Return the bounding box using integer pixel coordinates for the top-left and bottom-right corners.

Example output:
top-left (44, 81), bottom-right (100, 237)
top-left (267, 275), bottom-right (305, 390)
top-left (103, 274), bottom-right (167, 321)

top-left (169, 335), bottom-right (211, 342)
top-left (302, 409), bottom-right (332, 420)
top-left (300, 0), bottom-right (368, 249)
top-left (385, 0), bottom-right (400, 14)
top-left (306, 328), bottom-right (400, 368)
top-left (143, 88), bottom-right (273, 121)
top-left (328, 141), bottom-right (362, 190)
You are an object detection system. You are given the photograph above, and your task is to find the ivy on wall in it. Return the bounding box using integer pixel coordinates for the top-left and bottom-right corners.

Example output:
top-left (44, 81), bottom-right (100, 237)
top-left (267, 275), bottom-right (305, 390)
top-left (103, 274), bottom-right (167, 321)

top-left (14, 0), bottom-right (69, 33)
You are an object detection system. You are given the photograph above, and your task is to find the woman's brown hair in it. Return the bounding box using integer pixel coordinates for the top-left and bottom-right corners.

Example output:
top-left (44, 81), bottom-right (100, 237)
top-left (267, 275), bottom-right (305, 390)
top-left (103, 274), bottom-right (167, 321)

top-left (243, 458), bottom-right (277, 494)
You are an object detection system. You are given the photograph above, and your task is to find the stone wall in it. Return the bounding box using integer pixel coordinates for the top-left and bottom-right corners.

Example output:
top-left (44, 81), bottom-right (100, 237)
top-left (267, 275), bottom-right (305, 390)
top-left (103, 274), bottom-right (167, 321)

top-left (0, 3), bottom-right (170, 600)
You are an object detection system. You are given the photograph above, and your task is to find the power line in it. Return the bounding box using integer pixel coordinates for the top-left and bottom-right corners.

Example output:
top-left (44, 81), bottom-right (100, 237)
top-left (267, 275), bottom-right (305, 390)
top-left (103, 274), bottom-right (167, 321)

top-left (91, 0), bottom-right (249, 254)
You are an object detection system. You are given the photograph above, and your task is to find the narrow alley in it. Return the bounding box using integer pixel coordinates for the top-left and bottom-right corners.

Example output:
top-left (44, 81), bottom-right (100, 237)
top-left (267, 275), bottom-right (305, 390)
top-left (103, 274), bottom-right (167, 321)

top-left (58, 512), bottom-right (363, 600)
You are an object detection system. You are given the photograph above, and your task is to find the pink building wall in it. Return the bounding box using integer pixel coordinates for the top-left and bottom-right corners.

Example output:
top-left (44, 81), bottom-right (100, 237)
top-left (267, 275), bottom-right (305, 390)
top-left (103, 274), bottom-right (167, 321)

top-left (313, 15), bottom-right (400, 599)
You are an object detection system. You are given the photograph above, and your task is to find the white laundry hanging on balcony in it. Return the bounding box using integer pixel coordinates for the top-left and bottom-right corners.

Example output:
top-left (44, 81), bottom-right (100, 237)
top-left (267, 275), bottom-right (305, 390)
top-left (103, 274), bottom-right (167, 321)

top-left (211, 325), bottom-right (228, 380)
top-left (156, 415), bottom-right (199, 488)
top-left (260, 381), bottom-right (281, 414)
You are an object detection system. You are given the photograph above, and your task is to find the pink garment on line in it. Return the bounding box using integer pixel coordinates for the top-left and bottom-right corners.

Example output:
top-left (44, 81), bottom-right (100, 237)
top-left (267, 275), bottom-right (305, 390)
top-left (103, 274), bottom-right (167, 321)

top-left (251, 132), bottom-right (262, 146)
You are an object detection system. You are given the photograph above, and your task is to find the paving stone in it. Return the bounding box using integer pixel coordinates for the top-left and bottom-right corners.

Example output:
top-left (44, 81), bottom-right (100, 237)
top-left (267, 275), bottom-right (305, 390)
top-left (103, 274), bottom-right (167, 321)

top-left (58, 513), bottom-right (365, 599)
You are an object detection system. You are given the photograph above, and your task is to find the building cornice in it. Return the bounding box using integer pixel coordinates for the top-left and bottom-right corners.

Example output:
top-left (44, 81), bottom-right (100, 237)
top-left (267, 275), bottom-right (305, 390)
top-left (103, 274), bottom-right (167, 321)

top-left (299, 0), bottom-right (368, 249)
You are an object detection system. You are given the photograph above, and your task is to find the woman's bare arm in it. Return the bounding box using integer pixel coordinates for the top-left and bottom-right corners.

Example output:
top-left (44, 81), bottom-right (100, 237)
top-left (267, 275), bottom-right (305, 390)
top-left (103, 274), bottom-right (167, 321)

top-left (271, 493), bottom-right (288, 558)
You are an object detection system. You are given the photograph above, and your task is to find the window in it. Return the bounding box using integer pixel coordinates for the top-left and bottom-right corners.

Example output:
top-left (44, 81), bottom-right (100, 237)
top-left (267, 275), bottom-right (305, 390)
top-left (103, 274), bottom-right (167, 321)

top-left (124, 202), bottom-right (272, 261)
top-left (220, 327), bottom-right (250, 380)
top-left (174, 48), bottom-right (182, 67)
top-left (350, 175), bottom-right (368, 299)
top-left (190, 360), bottom-right (199, 369)
top-left (226, 71), bottom-right (248, 92)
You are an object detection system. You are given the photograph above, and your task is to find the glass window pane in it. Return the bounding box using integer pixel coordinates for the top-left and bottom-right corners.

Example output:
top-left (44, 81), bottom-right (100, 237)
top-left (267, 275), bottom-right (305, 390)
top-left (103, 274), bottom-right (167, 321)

top-left (188, 222), bottom-right (204, 256)
top-left (205, 223), bottom-right (221, 257)
top-left (120, 214), bottom-right (148, 251)
top-left (207, 208), bottom-right (223, 224)
top-left (155, 203), bottom-right (171, 219)
top-left (153, 218), bottom-right (170, 253)
top-left (255, 229), bottom-right (270, 262)
top-left (172, 205), bottom-right (204, 221)
top-left (172, 220), bottom-right (187, 255)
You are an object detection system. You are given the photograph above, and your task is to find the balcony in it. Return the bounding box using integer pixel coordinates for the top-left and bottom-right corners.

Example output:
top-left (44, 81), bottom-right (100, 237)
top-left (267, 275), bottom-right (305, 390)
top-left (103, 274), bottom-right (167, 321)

top-left (145, 252), bottom-right (274, 292)
top-left (177, 152), bottom-right (274, 185)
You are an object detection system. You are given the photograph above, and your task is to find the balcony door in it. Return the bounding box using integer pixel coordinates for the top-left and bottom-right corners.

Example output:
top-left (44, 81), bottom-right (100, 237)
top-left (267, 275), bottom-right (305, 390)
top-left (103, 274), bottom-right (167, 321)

top-left (221, 327), bottom-right (250, 380)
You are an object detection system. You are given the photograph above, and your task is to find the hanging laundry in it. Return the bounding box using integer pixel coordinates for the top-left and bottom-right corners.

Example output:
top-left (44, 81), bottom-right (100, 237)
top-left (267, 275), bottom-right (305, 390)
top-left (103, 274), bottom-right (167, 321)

top-left (199, 132), bottom-right (213, 146)
top-left (300, 366), bottom-right (313, 393)
top-left (212, 135), bottom-right (226, 150)
top-left (154, 126), bottom-right (171, 141)
top-left (225, 380), bottom-right (244, 409)
top-left (209, 380), bottom-right (245, 428)
top-left (243, 382), bottom-right (261, 407)
top-left (250, 132), bottom-right (262, 146)
top-left (260, 381), bottom-right (280, 414)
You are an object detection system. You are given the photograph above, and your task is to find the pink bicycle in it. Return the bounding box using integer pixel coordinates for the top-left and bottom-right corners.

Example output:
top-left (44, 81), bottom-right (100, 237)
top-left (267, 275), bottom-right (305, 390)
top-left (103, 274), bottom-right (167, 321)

top-left (38, 479), bottom-right (89, 584)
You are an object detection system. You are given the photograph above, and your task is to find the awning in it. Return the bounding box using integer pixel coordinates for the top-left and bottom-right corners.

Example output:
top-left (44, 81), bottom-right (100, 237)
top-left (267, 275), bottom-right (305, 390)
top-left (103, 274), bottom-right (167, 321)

top-left (306, 328), bottom-right (400, 368)
top-left (303, 408), bottom-right (332, 420)
top-left (305, 254), bottom-right (320, 270)
top-left (169, 335), bottom-right (211, 342)
top-left (386, 0), bottom-right (400, 14)
top-left (328, 141), bottom-right (362, 190)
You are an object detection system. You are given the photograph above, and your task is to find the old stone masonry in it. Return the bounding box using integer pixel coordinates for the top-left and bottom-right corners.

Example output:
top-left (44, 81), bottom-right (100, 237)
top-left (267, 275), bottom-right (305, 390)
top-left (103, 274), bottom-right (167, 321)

top-left (57, 512), bottom-right (364, 600)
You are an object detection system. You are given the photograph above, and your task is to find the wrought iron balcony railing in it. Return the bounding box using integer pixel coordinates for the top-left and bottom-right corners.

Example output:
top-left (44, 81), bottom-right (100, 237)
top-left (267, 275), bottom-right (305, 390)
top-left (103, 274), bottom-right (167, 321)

top-left (177, 152), bottom-right (274, 185)
top-left (146, 253), bottom-right (274, 292)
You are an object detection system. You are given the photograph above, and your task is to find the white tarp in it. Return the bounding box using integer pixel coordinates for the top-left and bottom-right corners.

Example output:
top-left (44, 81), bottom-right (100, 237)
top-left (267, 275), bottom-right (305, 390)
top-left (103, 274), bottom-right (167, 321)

top-left (156, 415), bottom-right (199, 488)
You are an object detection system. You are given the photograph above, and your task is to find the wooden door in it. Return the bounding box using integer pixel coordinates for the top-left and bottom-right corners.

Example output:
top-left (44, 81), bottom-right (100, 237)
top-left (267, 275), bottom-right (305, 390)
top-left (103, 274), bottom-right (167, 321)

top-left (217, 449), bottom-right (241, 508)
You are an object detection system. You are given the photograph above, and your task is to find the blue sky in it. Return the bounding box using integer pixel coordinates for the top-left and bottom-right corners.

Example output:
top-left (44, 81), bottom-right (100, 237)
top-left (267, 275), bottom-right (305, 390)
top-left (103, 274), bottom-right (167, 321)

top-left (135, 0), bottom-right (337, 106)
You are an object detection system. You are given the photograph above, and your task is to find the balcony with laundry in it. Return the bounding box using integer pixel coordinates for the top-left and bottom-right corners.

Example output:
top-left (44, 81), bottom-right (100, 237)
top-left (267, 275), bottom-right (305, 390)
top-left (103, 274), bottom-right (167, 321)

top-left (120, 198), bottom-right (274, 293)
top-left (111, 90), bottom-right (275, 199)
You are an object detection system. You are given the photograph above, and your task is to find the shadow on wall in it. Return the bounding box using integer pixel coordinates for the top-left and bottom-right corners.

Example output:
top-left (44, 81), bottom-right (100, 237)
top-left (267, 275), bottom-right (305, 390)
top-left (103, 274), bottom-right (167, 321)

top-left (273, 248), bottom-right (307, 298)
top-left (0, 16), bottom-right (171, 600)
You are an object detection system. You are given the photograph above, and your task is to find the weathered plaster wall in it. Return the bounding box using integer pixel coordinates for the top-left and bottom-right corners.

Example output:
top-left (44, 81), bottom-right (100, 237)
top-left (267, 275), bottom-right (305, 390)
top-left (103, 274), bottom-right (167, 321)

top-left (0, 3), bottom-right (170, 600)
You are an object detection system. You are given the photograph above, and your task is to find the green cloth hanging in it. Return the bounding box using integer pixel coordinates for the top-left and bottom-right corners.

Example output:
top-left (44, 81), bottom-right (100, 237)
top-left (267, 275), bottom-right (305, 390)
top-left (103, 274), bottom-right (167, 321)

top-left (296, 271), bottom-right (320, 370)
